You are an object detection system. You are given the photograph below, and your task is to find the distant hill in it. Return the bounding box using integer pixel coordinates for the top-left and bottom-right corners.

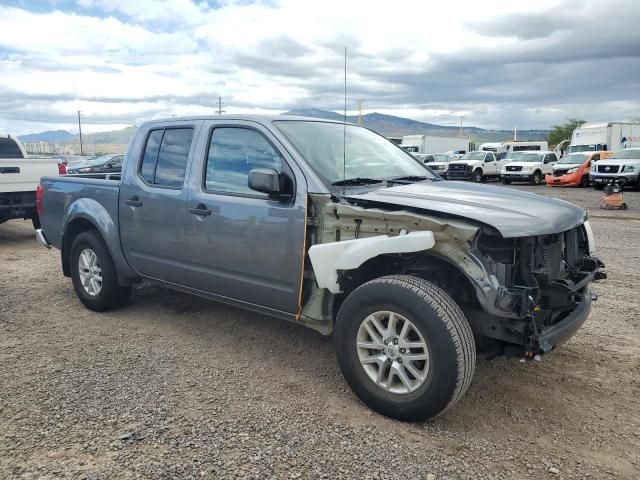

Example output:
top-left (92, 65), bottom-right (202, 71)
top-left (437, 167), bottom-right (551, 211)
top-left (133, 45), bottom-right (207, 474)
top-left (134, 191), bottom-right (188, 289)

top-left (282, 108), bottom-right (549, 143)
top-left (19, 130), bottom-right (74, 143)
top-left (70, 126), bottom-right (136, 145)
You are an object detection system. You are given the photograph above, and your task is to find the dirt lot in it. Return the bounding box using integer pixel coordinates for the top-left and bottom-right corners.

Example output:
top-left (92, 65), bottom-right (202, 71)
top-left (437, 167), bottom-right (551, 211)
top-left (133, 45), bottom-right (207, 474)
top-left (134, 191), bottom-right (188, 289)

top-left (1, 185), bottom-right (639, 479)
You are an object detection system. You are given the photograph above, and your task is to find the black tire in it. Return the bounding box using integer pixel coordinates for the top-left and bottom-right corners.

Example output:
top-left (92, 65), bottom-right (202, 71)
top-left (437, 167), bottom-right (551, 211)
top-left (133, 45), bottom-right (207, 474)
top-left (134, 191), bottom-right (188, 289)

top-left (70, 230), bottom-right (131, 312)
top-left (335, 275), bottom-right (476, 421)
top-left (530, 170), bottom-right (543, 185)
top-left (472, 169), bottom-right (484, 183)
top-left (501, 177), bottom-right (511, 185)
top-left (594, 183), bottom-right (604, 190)
top-left (580, 175), bottom-right (589, 188)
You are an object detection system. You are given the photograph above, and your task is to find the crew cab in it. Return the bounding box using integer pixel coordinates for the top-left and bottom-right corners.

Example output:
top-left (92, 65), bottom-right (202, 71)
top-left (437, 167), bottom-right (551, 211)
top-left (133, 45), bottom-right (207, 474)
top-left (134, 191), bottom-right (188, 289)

top-left (36, 116), bottom-right (605, 421)
top-left (589, 148), bottom-right (640, 190)
top-left (546, 151), bottom-right (613, 188)
top-left (0, 134), bottom-right (63, 228)
top-left (447, 151), bottom-right (507, 182)
top-left (500, 151), bottom-right (558, 185)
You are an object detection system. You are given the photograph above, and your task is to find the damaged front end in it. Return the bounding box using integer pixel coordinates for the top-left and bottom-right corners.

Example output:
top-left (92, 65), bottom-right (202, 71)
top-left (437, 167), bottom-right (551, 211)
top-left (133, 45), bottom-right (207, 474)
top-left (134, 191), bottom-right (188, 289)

top-left (298, 193), bottom-right (605, 358)
top-left (464, 220), bottom-right (605, 357)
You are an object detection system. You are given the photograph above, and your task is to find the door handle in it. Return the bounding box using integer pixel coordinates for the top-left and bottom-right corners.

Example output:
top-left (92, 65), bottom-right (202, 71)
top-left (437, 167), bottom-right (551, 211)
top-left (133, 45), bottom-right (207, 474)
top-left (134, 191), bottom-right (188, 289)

top-left (126, 197), bottom-right (143, 207)
top-left (189, 204), bottom-right (211, 217)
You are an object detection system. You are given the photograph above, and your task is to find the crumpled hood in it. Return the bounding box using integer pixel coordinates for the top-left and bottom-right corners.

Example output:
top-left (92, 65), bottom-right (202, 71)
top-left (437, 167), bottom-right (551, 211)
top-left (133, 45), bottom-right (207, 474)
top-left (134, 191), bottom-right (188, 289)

top-left (346, 181), bottom-right (586, 238)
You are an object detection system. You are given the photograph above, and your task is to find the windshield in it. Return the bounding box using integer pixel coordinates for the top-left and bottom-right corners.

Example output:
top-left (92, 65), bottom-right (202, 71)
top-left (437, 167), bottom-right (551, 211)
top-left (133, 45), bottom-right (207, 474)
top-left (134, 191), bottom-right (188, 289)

top-left (434, 154), bottom-right (451, 162)
top-left (567, 144), bottom-right (600, 153)
top-left (507, 152), bottom-right (543, 162)
top-left (559, 153), bottom-right (588, 164)
top-left (611, 149), bottom-right (640, 159)
top-left (85, 154), bottom-right (115, 166)
top-left (460, 152), bottom-right (485, 160)
top-left (275, 121), bottom-right (435, 186)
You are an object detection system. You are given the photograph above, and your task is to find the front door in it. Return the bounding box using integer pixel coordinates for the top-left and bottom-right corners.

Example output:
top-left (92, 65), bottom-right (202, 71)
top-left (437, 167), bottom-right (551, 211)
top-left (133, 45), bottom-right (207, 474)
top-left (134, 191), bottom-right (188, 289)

top-left (119, 122), bottom-right (200, 285)
top-left (184, 121), bottom-right (307, 314)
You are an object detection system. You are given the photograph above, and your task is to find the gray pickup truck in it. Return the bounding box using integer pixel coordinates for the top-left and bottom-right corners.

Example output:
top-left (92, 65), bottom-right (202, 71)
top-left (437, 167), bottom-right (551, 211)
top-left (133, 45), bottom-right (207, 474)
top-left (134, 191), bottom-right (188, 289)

top-left (37, 116), bottom-right (605, 421)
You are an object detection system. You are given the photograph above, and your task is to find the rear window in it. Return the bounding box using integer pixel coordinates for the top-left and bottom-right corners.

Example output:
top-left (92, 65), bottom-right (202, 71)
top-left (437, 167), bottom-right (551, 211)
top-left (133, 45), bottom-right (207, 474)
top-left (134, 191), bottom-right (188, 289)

top-left (139, 128), bottom-right (193, 188)
top-left (0, 138), bottom-right (24, 158)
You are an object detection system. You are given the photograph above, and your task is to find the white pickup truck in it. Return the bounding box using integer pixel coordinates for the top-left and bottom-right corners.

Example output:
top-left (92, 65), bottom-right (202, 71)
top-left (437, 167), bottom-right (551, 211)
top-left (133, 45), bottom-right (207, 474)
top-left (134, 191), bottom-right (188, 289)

top-left (447, 151), bottom-right (508, 182)
top-left (0, 134), bottom-right (62, 228)
top-left (500, 151), bottom-right (558, 185)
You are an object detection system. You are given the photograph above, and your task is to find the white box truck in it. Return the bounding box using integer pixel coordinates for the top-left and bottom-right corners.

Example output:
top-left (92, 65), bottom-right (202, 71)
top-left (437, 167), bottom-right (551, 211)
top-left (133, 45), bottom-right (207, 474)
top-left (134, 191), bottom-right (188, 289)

top-left (568, 122), bottom-right (640, 154)
top-left (400, 134), bottom-right (469, 154)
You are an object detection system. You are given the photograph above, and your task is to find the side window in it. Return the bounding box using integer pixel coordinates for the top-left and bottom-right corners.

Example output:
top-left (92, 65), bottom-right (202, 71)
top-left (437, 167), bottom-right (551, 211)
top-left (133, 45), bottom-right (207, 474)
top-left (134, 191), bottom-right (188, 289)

top-left (140, 130), bottom-right (163, 183)
top-left (592, 154), bottom-right (600, 161)
top-left (139, 128), bottom-right (193, 188)
top-left (154, 129), bottom-right (193, 188)
top-left (205, 128), bottom-right (282, 195)
top-left (111, 155), bottom-right (124, 168)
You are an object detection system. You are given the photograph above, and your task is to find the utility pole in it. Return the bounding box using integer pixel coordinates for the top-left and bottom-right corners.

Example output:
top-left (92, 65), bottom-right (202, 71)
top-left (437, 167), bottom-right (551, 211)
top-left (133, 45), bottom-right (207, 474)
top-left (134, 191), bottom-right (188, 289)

top-left (77, 110), bottom-right (83, 156)
top-left (357, 98), bottom-right (364, 126)
top-left (514, 126), bottom-right (518, 141)
top-left (217, 97), bottom-right (225, 115)
top-left (459, 116), bottom-right (464, 137)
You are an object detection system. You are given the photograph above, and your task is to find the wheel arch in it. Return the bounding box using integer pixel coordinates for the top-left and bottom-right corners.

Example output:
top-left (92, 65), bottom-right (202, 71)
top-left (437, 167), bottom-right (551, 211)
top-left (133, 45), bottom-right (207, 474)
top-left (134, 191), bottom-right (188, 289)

top-left (61, 199), bottom-right (138, 284)
top-left (332, 252), bottom-right (481, 322)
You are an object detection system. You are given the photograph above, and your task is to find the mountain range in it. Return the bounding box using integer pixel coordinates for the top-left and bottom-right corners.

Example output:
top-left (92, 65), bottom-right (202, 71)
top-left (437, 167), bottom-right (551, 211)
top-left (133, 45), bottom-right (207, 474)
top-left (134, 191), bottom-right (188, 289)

top-left (18, 110), bottom-right (549, 145)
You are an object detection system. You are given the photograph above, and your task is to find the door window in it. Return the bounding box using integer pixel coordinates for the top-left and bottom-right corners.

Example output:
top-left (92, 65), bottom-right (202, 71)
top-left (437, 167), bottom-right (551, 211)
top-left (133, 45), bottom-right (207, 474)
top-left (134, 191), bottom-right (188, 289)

top-left (205, 128), bottom-right (282, 195)
top-left (139, 128), bottom-right (193, 188)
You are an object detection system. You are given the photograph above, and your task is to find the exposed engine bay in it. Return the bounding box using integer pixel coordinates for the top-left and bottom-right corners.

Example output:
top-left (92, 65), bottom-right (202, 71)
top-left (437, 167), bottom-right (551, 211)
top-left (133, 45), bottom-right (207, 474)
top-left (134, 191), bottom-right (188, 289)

top-left (299, 193), bottom-right (605, 357)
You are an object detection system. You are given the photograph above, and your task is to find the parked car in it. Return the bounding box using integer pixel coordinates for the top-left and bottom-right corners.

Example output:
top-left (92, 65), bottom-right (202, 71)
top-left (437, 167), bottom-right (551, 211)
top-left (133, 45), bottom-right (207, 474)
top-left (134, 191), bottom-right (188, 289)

top-left (500, 151), bottom-right (558, 185)
top-left (0, 133), bottom-right (62, 228)
top-left (546, 151), bottom-right (613, 188)
top-left (36, 115), bottom-right (605, 421)
top-left (67, 154), bottom-right (124, 175)
top-left (589, 147), bottom-right (640, 190)
top-left (426, 153), bottom-right (454, 178)
top-left (447, 151), bottom-right (508, 182)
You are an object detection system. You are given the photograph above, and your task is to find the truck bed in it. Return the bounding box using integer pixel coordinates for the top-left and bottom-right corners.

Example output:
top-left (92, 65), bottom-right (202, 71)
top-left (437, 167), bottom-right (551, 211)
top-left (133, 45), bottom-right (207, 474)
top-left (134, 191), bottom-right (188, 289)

top-left (39, 175), bottom-right (121, 250)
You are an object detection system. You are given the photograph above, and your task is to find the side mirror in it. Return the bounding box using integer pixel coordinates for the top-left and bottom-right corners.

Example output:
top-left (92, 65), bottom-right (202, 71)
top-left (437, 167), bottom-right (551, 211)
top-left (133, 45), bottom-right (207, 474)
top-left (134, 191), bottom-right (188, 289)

top-left (248, 168), bottom-right (285, 197)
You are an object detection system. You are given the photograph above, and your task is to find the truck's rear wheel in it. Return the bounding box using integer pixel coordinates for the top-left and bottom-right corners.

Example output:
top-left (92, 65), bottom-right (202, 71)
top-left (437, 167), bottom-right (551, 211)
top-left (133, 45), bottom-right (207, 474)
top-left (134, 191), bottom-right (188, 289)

top-left (501, 177), bottom-right (511, 185)
top-left (594, 183), bottom-right (604, 190)
top-left (335, 275), bottom-right (476, 421)
top-left (472, 169), bottom-right (484, 183)
top-left (70, 230), bottom-right (131, 311)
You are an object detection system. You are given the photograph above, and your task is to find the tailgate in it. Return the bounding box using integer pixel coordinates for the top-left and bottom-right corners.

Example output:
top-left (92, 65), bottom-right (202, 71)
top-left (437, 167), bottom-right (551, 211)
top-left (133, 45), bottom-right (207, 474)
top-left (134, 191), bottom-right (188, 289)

top-left (0, 157), bottom-right (59, 193)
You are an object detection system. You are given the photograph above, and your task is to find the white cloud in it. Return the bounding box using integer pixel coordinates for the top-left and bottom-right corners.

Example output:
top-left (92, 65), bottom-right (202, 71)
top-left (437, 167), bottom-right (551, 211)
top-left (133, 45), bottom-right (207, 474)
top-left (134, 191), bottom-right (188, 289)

top-left (0, 0), bottom-right (638, 135)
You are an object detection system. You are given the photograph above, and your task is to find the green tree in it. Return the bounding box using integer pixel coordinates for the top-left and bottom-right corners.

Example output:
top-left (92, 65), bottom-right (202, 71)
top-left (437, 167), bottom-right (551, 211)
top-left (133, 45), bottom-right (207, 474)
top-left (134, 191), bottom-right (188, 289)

top-left (548, 118), bottom-right (587, 146)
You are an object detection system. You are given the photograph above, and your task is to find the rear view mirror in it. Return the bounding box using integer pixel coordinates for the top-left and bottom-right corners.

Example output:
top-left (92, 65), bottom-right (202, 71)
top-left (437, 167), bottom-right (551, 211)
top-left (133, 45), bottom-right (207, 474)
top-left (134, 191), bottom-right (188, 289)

top-left (248, 168), bottom-right (284, 197)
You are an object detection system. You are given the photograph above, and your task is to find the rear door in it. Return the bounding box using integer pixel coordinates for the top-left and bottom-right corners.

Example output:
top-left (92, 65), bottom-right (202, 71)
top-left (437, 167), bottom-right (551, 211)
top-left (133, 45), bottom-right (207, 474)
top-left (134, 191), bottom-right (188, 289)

top-left (119, 122), bottom-right (201, 285)
top-left (183, 120), bottom-right (307, 313)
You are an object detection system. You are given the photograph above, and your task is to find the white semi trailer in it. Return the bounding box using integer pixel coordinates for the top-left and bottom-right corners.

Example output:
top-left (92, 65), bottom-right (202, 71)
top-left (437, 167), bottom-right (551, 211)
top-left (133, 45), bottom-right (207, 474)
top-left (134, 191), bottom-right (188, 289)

top-left (568, 122), bottom-right (640, 154)
top-left (400, 134), bottom-right (470, 154)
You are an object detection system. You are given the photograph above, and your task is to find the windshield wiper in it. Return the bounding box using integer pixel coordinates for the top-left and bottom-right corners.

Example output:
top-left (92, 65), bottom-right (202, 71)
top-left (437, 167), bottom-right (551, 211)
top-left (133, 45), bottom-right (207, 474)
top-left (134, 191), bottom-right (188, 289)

top-left (331, 177), bottom-right (384, 186)
top-left (388, 175), bottom-right (438, 184)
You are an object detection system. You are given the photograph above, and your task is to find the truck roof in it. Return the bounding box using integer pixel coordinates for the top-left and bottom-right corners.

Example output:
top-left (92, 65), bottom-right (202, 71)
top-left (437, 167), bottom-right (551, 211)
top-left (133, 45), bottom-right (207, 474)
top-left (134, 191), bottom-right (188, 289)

top-left (141, 115), bottom-right (350, 127)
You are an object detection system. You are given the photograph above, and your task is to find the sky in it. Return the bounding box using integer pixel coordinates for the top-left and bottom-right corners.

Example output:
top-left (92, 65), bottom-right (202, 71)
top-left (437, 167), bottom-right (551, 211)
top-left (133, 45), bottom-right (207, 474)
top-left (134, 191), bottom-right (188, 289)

top-left (0, 0), bottom-right (639, 135)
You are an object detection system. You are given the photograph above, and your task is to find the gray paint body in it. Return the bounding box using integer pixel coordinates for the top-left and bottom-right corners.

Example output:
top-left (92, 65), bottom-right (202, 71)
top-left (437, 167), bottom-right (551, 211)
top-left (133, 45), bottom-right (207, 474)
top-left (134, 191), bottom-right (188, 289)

top-left (346, 181), bottom-right (586, 238)
top-left (39, 115), bottom-right (589, 318)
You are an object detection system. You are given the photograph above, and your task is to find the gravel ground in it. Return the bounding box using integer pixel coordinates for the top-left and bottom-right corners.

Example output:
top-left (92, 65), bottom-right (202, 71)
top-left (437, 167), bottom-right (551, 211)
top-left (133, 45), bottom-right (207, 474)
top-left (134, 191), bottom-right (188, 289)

top-left (1, 184), bottom-right (639, 479)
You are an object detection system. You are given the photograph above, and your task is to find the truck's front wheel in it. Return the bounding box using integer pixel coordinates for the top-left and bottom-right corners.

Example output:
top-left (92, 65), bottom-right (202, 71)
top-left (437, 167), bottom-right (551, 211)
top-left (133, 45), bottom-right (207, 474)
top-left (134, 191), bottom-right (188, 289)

top-left (472, 169), bottom-right (484, 183)
top-left (335, 275), bottom-right (476, 421)
top-left (70, 230), bottom-right (131, 312)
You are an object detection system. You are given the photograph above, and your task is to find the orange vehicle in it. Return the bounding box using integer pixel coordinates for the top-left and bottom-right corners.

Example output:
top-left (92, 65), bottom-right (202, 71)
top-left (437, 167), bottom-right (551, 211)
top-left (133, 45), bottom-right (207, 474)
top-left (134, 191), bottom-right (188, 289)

top-left (546, 151), bottom-right (613, 187)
